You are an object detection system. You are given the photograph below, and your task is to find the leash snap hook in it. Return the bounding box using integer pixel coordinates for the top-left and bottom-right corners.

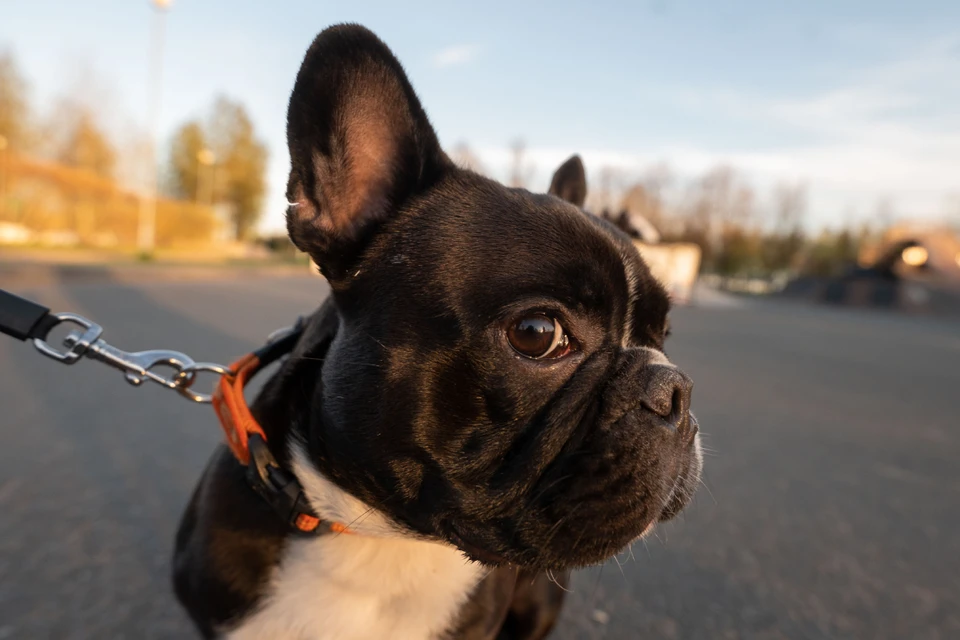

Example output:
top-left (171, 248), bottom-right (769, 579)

top-left (33, 312), bottom-right (103, 364)
top-left (63, 330), bottom-right (199, 392)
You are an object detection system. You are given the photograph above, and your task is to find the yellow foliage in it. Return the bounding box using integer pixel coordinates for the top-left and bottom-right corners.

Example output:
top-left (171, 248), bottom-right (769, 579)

top-left (0, 153), bottom-right (223, 248)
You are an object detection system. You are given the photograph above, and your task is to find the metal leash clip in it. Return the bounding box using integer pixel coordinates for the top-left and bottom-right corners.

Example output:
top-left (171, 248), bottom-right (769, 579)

top-left (33, 312), bottom-right (232, 403)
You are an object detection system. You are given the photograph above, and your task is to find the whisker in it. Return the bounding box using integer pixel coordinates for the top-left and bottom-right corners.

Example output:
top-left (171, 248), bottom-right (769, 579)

top-left (333, 506), bottom-right (376, 538)
top-left (527, 474), bottom-right (574, 508)
top-left (287, 353), bottom-right (384, 369)
top-left (540, 503), bottom-right (583, 553)
top-left (358, 328), bottom-right (389, 351)
top-left (612, 554), bottom-right (626, 582)
top-left (545, 569), bottom-right (573, 593)
top-left (698, 477), bottom-right (718, 505)
top-left (590, 563), bottom-right (606, 607)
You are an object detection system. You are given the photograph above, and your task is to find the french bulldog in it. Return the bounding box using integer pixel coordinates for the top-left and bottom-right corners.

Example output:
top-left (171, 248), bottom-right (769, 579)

top-left (173, 23), bottom-right (701, 640)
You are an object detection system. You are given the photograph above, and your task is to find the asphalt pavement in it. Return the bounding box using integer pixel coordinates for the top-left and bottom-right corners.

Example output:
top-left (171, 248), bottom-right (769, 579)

top-left (0, 274), bottom-right (957, 639)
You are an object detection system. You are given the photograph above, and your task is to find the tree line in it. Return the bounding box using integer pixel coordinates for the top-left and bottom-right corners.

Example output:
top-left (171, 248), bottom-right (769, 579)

top-left (1, 47), bottom-right (897, 269)
top-left (601, 165), bottom-right (879, 278)
top-left (0, 50), bottom-right (268, 240)
top-left (452, 140), bottom-right (884, 279)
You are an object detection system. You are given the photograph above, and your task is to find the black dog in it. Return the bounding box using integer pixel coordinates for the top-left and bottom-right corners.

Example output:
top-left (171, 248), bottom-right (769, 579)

top-left (174, 24), bottom-right (701, 640)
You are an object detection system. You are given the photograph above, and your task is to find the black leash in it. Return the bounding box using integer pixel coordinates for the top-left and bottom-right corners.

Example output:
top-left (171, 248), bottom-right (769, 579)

top-left (0, 288), bottom-right (61, 342)
top-left (0, 286), bottom-right (231, 401)
top-left (0, 286), bottom-right (327, 536)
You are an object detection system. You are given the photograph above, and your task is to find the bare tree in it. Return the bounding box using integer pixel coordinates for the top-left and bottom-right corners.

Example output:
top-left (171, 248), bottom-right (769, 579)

top-left (450, 141), bottom-right (485, 175)
top-left (585, 165), bottom-right (624, 215)
top-left (643, 162), bottom-right (674, 193)
top-left (761, 182), bottom-right (808, 272)
top-left (620, 164), bottom-right (675, 231)
top-left (773, 182), bottom-right (807, 232)
top-left (704, 166), bottom-right (754, 232)
top-left (680, 165), bottom-right (756, 272)
top-left (40, 64), bottom-right (124, 178)
top-left (684, 166), bottom-right (742, 235)
top-left (620, 183), bottom-right (654, 220)
top-left (0, 51), bottom-right (31, 152)
top-left (508, 138), bottom-right (534, 188)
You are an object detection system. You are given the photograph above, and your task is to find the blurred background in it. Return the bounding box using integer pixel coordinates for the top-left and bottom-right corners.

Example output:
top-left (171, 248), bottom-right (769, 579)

top-left (1, 0), bottom-right (958, 300)
top-left (1, 1), bottom-right (958, 639)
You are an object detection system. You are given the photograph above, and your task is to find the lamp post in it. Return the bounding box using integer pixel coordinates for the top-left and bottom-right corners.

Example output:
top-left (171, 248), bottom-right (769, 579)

top-left (137, 0), bottom-right (171, 255)
top-left (0, 135), bottom-right (7, 220)
top-left (196, 148), bottom-right (216, 206)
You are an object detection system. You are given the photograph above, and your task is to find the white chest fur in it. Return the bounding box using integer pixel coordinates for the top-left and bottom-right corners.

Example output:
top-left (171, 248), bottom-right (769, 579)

top-left (226, 444), bottom-right (484, 640)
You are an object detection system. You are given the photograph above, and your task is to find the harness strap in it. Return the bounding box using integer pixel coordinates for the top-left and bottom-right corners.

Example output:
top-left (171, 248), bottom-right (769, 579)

top-left (211, 321), bottom-right (353, 536)
top-left (213, 351), bottom-right (267, 466)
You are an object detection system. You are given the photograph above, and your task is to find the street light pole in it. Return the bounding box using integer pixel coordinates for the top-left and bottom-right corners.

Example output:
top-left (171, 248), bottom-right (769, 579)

top-left (137, 0), bottom-right (171, 255)
top-left (0, 135), bottom-right (7, 220)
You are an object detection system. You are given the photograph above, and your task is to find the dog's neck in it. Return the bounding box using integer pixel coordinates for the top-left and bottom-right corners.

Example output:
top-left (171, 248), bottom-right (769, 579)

top-left (226, 439), bottom-right (485, 640)
top-left (289, 439), bottom-right (402, 537)
top-left (249, 299), bottom-right (340, 469)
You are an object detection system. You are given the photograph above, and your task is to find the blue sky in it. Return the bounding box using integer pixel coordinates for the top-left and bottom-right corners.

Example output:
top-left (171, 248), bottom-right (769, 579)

top-left (3, 0), bottom-right (959, 232)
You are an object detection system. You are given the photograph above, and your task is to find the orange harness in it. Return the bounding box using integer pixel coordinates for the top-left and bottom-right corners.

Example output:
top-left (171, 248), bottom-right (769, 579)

top-left (212, 352), bottom-right (266, 466)
top-left (211, 324), bottom-right (352, 536)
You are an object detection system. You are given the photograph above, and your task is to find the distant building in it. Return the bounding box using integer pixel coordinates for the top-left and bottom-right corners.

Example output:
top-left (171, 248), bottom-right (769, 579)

top-left (859, 223), bottom-right (960, 285)
top-left (782, 222), bottom-right (960, 315)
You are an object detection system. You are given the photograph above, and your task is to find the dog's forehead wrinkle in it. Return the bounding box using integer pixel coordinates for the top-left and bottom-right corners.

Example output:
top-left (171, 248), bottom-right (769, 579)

top-left (404, 194), bottom-right (631, 323)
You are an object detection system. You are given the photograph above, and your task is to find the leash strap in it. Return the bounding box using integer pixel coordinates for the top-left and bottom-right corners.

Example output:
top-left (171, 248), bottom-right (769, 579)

top-left (0, 288), bottom-right (60, 341)
top-left (0, 288), bottom-right (349, 537)
top-left (1, 289), bottom-right (229, 397)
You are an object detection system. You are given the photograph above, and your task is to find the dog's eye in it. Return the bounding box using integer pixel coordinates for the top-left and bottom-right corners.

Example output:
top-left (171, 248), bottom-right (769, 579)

top-left (507, 314), bottom-right (572, 359)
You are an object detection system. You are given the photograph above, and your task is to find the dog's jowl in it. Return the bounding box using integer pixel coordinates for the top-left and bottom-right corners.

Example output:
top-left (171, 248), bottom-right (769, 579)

top-left (173, 23), bottom-right (702, 640)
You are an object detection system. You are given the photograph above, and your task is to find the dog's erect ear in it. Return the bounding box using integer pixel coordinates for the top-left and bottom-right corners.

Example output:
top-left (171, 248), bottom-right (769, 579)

top-left (548, 154), bottom-right (587, 207)
top-left (285, 24), bottom-right (449, 278)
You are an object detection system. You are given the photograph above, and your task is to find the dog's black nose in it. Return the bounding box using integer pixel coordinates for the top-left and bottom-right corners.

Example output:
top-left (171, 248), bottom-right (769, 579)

top-left (641, 365), bottom-right (693, 430)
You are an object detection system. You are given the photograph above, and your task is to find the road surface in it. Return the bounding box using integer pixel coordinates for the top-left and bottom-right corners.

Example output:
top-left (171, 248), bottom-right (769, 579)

top-left (0, 274), bottom-right (957, 639)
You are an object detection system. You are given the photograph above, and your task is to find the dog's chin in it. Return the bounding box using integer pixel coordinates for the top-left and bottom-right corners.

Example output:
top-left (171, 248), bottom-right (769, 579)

top-left (441, 433), bottom-right (703, 570)
top-left (445, 513), bottom-right (657, 571)
top-left (445, 527), bottom-right (515, 567)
